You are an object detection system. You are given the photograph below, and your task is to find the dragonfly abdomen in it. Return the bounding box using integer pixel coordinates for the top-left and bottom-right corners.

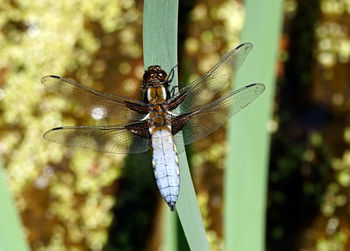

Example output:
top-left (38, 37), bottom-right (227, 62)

top-left (150, 127), bottom-right (180, 211)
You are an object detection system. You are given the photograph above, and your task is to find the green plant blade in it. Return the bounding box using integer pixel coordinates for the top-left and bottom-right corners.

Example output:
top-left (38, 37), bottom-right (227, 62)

top-left (0, 159), bottom-right (29, 251)
top-left (143, 1), bottom-right (209, 250)
top-left (224, 0), bottom-right (284, 250)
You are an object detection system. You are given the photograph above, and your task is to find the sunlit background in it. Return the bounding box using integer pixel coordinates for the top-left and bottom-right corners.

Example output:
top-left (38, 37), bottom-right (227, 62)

top-left (0, 0), bottom-right (350, 250)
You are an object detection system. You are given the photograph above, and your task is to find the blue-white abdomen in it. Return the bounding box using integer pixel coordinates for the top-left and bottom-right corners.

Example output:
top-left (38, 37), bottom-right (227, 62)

top-left (150, 127), bottom-right (180, 211)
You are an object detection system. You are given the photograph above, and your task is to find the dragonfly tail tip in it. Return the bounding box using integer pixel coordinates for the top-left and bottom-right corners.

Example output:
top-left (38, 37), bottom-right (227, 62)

top-left (168, 202), bottom-right (176, 212)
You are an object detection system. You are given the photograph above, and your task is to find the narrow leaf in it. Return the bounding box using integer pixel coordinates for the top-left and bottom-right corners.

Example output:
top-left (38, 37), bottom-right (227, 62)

top-left (224, 0), bottom-right (284, 250)
top-left (0, 160), bottom-right (29, 251)
top-left (143, 1), bottom-right (210, 250)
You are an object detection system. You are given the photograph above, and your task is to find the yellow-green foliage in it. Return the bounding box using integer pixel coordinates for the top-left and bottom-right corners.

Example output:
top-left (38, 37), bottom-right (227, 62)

top-left (0, 1), bottom-right (140, 250)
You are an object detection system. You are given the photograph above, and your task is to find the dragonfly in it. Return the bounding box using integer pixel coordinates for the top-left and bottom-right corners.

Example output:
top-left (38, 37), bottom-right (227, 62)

top-left (42, 42), bottom-right (265, 211)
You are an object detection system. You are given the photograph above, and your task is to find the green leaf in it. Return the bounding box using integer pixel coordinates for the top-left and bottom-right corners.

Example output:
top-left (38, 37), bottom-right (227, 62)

top-left (0, 159), bottom-right (29, 251)
top-left (143, 1), bottom-right (209, 250)
top-left (224, 0), bottom-right (284, 250)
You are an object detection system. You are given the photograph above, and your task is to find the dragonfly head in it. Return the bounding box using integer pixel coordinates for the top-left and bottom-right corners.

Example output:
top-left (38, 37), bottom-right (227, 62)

top-left (142, 65), bottom-right (168, 88)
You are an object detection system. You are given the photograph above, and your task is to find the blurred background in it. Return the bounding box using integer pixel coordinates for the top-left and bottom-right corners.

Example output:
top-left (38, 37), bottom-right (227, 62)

top-left (0, 0), bottom-right (350, 250)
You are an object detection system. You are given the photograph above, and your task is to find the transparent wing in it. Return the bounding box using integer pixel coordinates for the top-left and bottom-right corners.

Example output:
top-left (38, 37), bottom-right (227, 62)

top-left (169, 43), bottom-right (253, 113)
top-left (173, 83), bottom-right (265, 145)
top-left (41, 75), bottom-right (148, 122)
top-left (43, 123), bottom-right (150, 154)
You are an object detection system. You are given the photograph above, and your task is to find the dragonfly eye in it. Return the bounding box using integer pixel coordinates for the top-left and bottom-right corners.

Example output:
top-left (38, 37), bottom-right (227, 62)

top-left (157, 70), bottom-right (167, 81)
top-left (143, 71), bottom-right (152, 82)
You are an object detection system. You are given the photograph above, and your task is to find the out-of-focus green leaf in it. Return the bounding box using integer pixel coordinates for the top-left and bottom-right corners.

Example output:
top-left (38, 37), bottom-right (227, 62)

top-left (224, 0), bottom-right (284, 250)
top-left (0, 159), bottom-right (29, 251)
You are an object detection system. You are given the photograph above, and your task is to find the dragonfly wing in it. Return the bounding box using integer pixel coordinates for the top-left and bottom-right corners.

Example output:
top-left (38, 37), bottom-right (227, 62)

top-left (172, 83), bottom-right (265, 145)
top-left (169, 43), bottom-right (253, 112)
top-left (43, 122), bottom-right (150, 154)
top-left (41, 75), bottom-right (149, 122)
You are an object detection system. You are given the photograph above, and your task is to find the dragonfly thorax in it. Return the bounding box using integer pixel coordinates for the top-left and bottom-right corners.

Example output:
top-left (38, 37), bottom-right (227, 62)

top-left (151, 114), bottom-right (166, 126)
top-left (148, 104), bottom-right (171, 127)
top-left (146, 86), bottom-right (167, 103)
